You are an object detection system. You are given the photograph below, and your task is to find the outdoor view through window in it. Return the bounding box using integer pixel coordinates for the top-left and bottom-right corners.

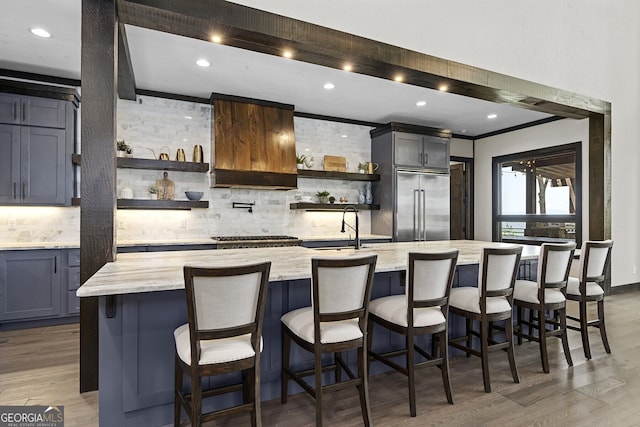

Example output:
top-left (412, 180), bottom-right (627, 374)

top-left (494, 144), bottom-right (580, 243)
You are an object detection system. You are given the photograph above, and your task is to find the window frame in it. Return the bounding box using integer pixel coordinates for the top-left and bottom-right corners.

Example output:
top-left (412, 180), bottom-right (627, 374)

top-left (492, 142), bottom-right (582, 245)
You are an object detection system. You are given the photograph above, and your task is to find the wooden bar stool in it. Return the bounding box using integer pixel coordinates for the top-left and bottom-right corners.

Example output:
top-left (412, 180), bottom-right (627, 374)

top-left (281, 254), bottom-right (377, 427)
top-left (174, 262), bottom-right (271, 427)
top-left (513, 242), bottom-right (576, 373)
top-left (368, 250), bottom-right (458, 416)
top-left (449, 246), bottom-right (522, 393)
top-left (566, 240), bottom-right (614, 359)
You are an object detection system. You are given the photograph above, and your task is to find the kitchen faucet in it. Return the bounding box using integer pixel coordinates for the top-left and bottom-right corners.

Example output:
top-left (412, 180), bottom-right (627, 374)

top-left (341, 205), bottom-right (360, 249)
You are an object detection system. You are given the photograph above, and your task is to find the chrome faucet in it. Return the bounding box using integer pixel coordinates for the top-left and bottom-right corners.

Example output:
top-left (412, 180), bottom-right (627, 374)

top-left (341, 205), bottom-right (360, 249)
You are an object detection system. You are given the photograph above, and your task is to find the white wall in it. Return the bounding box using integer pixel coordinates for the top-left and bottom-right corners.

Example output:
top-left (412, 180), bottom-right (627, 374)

top-left (450, 138), bottom-right (473, 158)
top-left (232, 0), bottom-right (640, 286)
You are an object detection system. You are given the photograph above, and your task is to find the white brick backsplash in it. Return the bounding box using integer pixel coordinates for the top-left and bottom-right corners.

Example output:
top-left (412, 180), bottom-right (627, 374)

top-left (0, 96), bottom-right (377, 244)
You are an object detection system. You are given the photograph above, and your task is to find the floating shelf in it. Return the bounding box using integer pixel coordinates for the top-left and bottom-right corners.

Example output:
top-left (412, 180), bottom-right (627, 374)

top-left (290, 203), bottom-right (379, 211)
top-left (297, 169), bottom-right (380, 181)
top-left (72, 198), bottom-right (208, 210)
top-left (72, 154), bottom-right (210, 173)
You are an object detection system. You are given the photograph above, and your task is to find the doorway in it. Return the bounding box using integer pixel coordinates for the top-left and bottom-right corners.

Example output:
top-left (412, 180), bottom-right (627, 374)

top-left (450, 158), bottom-right (473, 240)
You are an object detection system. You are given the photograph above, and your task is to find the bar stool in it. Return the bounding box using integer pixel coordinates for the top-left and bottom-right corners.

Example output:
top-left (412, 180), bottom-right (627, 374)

top-left (513, 242), bottom-right (576, 373)
top-left (566, 240), bottom-right (614, 359)
top-left (174, 262), bottom-right (271, 427)
top-left (449, 245), bottom-right (522, 393)
top-left (368, 250), bottom-right (458, 416)
top-left (281, 254), bottom-right (377, 427)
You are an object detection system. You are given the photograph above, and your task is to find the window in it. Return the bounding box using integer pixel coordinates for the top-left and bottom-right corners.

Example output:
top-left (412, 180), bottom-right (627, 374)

top-left (492, 143), bottom-right (581, 244)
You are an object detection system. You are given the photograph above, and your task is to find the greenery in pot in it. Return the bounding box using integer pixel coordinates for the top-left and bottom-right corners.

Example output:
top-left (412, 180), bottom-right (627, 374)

top-left (316, 190), bottom-right (330, 203)
top-left (296, 153), bottom-right (307, 167)
top-left (117, 139), bottom-right (133, 155)
top-left (358, 162), bottom-right (367, 173)
top-left (148, 185), bottom-right (158, 199)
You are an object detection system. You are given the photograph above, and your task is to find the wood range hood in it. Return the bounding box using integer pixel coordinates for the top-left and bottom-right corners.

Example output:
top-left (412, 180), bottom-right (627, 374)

top-left (210, 94), bottom-right (297, 190)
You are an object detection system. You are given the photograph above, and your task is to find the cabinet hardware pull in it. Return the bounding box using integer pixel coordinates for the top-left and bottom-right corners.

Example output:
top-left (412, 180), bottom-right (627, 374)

top-left (13, 102), bottom-right (17, 121)
top-left (22, 182), bottom-right (26, 199)
top-left (54, 256), bottom-right (57, 274)
top-left (13, 182), bottom-right (17, 199)
top-left (22, 103), bottom-right (26, 122)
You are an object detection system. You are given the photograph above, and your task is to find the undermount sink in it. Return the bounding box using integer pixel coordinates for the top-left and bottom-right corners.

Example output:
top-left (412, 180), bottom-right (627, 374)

top-left (312, 245), bottom-right (370, 251)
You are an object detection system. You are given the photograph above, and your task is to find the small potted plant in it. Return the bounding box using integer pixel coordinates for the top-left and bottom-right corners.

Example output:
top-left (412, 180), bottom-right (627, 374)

top-left (358, 162), bottom-right (367, 174)
top-left (117, 139), bottom-right (133, 158)
top-left (328, 196), bottom-right (336, 204)
top-left (316, 190), bottom-right (330, 204)
top-left (296, 154), bottom-right (307, 169)
top-left (148, 185), bottom-right (158, 200)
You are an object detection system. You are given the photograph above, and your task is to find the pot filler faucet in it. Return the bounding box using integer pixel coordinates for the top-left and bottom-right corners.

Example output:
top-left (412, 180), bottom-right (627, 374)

top-left (341, 205), bottom-right (360, 250)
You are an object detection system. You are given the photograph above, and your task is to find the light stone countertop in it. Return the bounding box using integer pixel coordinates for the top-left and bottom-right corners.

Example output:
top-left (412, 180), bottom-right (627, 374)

top-left (0, 242), bottom-right (81, 250)
top-left (77, 240), bottom-right (541, 297)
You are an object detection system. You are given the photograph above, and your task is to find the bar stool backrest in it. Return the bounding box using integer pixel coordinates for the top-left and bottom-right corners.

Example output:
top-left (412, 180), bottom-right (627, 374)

top-left (579, 240), bottom-right (613, 283)
top-left (410, 251), bottom-right (459, 302)
top-left (314, 255), bottom-right (376, 315)
top-left (477, 246), bottom-right (523, 297)
top-left (537, 242), bottom-right (576, 288)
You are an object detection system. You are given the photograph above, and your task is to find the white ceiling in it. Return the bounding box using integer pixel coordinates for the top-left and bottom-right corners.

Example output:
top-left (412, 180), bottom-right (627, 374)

top-left (0, 0), bottom-right (553, 137)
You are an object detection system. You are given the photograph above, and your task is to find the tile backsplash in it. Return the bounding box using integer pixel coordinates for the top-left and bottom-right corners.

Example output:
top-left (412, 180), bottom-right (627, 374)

top-left (0, 95), bottom-right (376, 245)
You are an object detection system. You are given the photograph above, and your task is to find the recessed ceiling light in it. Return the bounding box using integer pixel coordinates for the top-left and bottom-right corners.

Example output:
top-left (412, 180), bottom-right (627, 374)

top-left (283, 50), bottom-right (293, 59)
top-left (184, 116), bottom-right (192, 120)
top-left (343, 64), bottom-right (352, 72)
top-left (341, 134), bottom-right (349, 138)
top-left (487, 113), bottom-right (498, 119)
top-left (460, 129), bottom-right (467, 133)
top-left (438, 85), bottom-right (448, 92)
top-left (211, 35), bottom-right (222, 43)
top-left (323, 82), bottom-right (335, 90)
top-left (196, 59), bottom-right (210, 67)
top-left (394, 75), bottom-right (404, 82)
top-left (416, 100), bottom-right (427, 107)
top-left (30, 28), bottom-right (51, 38)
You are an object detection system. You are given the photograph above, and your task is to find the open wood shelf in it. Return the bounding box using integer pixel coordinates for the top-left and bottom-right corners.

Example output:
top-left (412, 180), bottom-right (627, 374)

top-left (289, 203), bottom-right (379, 211)
top-left (72, 154), bottom-right (209, 172)
top-left (72, 198), bottom-right (208, 210)
top-left (297, 169), bottom-right (380, 181)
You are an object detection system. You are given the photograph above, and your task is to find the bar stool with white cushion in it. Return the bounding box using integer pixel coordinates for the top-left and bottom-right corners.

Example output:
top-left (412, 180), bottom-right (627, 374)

top-left (281, 254), bottom-right (377, 427)
top-left (368, 250), bottom-right (458, 417)
top-left (448, 245), bottom-right (522, 393)
top-left (566, 240), bottom-right (614, 359)
top-left (174, 262), bottom-right (271, 427)
top-left (513, 242), bottom-right (576, 373)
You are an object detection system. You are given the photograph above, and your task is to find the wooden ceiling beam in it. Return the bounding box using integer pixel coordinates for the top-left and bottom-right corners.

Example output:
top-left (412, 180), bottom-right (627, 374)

top-left (117, 0), bottom-right (609, 119)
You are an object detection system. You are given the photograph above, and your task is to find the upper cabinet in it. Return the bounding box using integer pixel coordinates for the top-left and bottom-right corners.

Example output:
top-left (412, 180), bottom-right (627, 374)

top-left (0, 89), bottom-right (76, 206)
top-left (211, 96), bottom-right (297, 189)
top-left (371, 123), bottom-right (451, 172)
top-left (0, 94), bottom-right (67, 129)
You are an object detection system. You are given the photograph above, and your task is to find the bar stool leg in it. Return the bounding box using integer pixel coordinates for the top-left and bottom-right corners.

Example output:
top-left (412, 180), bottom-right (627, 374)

top-left (174, 357), bottom-right (182, 427)
top-left (505, 318), bottom-right (520, 383)
top-left (597, 299), bottom-right (611, 353)
top-left (315, 351), bottom-right (324, 427)
top-left (579, 300), bottom-right (592, 359)
top-left (439, 331), bottom-right (454, 404)
top-left (281, 327), bottom-right (291, 403)
top-left (407, 333), bottom-right (416, 416)
top-left (480, 319), bottom-right (491, 392)
top-left (559, 306), bottom-right (573, 367)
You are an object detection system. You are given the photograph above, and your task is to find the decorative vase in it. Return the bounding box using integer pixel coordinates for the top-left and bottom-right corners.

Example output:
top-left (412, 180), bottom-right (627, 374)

top-left (358, 190), bottom-right (365, 204)
top-left (319, 196), bottom-right (329, 204)
top-left (117, 151), bottom-right (125, 158)
top-left (120, 185), bottom-right (133, 199)
top-left (149, 193), bottom-right (157, 200)
top-left (364, 183), bottom-right (372, 204)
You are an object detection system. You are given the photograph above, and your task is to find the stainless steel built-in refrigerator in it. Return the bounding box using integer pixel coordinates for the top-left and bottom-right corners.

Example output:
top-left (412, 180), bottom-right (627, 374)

top-left (395, 170), bottom-right (450, 241)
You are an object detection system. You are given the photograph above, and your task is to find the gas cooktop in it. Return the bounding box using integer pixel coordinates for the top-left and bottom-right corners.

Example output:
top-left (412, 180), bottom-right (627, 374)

top-left (211, 235), bottom-right (302, 249)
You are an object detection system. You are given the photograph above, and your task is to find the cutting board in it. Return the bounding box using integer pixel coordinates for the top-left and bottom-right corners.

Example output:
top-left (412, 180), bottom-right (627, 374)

top-left (323, 155), bottom-right (347, 172)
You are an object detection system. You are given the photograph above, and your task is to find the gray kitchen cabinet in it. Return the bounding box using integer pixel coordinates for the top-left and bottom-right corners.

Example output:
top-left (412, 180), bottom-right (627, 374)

top-left (393, 131), bottom-right (450, 170)
top-left (0, 124), bottom-right (68, 205)
top-left (0, 250), bottom-right (62, 321)
top-left (64, 249), bottom-right (81, 315)
top-left (0, 93), bottom-right (67, 128)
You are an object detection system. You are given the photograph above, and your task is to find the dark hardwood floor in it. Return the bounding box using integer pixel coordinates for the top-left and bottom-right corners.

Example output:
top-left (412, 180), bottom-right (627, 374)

top-left (1, 291), bottom-right (639, 426)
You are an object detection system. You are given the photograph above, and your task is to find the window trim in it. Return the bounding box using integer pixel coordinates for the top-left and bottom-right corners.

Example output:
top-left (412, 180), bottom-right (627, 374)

top-left (492, 142), bottom-right (582, 245)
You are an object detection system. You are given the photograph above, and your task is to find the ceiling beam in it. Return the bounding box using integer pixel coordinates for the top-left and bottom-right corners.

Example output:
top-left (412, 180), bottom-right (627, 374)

top-left (117, 0), bottom-right (609, 119)
top-left (117, 23), bottom-right (137, 100)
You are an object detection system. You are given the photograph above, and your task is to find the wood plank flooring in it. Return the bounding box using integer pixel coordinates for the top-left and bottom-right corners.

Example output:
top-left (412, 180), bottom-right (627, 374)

top-left (1, 291), bottom-right (639, 426)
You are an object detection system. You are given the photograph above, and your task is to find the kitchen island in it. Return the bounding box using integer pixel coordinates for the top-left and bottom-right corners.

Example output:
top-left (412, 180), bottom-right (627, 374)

top-left (78, 240), bottom-right (539, 426)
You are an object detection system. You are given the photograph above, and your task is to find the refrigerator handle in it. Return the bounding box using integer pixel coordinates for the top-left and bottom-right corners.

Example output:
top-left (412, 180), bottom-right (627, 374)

top-left (421, 189), bottom-right (426, 241)
top-left (415, 189), bottom-right (420, 241)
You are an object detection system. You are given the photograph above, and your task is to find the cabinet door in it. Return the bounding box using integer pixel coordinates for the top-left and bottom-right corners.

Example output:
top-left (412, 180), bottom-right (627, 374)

top-left (0, 251), bottom-right (61, 321)
top-left (0, 124), bottom-right (21, 203)
top-left (22, 96), bottom-right (67, 128)
top-left (422, 135), bottom-right (450, 170)
top-left (393, 132), bottom-right (423, 168)
top-left (21, 127), bottom-right (66, 205)
top-left (0, 94), bottom-right (20, 125)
